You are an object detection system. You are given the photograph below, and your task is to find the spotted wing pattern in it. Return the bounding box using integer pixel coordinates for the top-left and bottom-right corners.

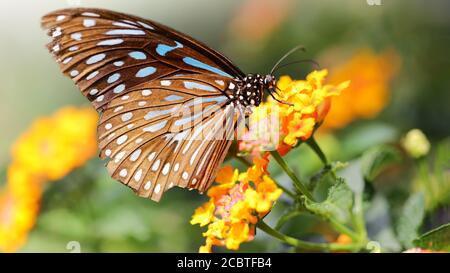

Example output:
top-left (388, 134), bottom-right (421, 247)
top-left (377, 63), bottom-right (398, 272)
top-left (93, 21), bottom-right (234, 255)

top-left (41, 8), bottom-right (244, 110)
top-left (41, 8), bottom-right (246, 201)
top-left (98, 74), bottom-right (239, 201)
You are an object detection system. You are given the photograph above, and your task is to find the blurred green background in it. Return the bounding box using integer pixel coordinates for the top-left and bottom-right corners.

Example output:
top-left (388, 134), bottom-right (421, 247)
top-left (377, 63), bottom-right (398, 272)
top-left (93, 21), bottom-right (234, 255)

top-left (0, 0), bottom-right (449, 252)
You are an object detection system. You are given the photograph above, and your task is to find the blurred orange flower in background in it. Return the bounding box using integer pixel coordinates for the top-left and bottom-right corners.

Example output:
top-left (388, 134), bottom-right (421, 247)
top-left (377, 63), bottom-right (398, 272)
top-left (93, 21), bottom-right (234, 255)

top-left (0, 106), bottom-right (98, 252)
top-left (320, 48), bottom-right (401, 130)
top-left (228, 0), bottom-right (293, 42)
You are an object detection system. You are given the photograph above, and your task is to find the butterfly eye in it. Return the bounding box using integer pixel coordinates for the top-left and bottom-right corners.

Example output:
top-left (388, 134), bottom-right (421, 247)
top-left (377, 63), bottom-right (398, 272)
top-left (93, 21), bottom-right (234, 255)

top-left (264, 75), bottom-right (275, 88)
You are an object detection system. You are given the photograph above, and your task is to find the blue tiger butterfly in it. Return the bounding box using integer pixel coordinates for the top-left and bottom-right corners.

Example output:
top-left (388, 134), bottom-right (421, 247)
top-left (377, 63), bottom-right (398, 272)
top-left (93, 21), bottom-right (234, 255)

top-left (41, 8), bottom-right (286, 202)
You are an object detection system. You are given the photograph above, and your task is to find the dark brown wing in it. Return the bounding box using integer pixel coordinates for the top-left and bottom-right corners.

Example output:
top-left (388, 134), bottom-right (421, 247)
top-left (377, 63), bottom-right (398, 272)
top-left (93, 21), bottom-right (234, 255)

top-left (41, 8), bottom-right (245, 111)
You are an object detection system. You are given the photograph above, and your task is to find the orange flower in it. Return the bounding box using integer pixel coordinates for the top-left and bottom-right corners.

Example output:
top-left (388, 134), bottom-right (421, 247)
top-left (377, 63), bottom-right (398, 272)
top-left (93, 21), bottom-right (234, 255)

top-left (191, 160), bottom-right (281, 252)
top-left (228, 0), bottom-right (293, 42)
top-left (239, 70), bottom-right (349, 157)
top-left (320, 48), bottom-right (400, 130)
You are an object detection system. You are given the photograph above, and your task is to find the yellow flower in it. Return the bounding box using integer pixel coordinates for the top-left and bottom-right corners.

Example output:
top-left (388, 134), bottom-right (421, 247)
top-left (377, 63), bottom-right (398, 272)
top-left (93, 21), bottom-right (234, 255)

top-left (0, 106), bottom-right (98, 252)
top-left (275, 70), bottom-right (349, 148)
top-left (190, 201), bottom-right (215, 227)
top-left (11, 107), bottom-right (98, 181)
top-left (0, 164), bottom-right (42, 252)
top-left (191, 159), bottom-right (280, 252)
top-left (238, 70), bottom-right (348, 157)
top-left (401, 129), bottom-right (430, 158)
top-left (320, 48), bottom-right (400, 130)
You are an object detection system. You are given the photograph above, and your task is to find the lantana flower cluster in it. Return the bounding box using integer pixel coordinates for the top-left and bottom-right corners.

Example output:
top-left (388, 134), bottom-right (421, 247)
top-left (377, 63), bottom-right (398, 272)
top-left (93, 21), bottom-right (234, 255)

top-left (0, 107), bottom-right (98, 252)
top-left (190, 157), bottom-right (282, 253)
top-left (191, 70), bottom-right (349, 252)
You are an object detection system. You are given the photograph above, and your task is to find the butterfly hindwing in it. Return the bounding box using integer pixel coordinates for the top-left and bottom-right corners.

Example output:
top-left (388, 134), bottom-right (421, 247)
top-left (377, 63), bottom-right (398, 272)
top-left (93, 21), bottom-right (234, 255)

top-left (98, 74), bottom-right (239, 201)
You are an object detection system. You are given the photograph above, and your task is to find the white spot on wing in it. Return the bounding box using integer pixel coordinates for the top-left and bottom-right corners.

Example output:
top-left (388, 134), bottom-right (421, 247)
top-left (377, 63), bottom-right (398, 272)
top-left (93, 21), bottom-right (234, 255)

top-left (182, 171), bottom-right (189, 180)
top-left (162, 163), bottom-right (171, 176)
top-left (71, 33), bottom-right (82, 41)
top-left (137, 21), bottom-right (154, 30)
top-left (142, 89), bottom-right (152, 96)
top-left (121, 112), bottom-right (133, 122)
top-left (86, 71), bottom-right (99, 80)
top-left (114, 106), bottom-right (124, 112)
top-left (83, 19), bottom-right (96, 27)
top-left (89, 89), bottom-right (99, 96)
top-left (154, 184), bottom-right (161, 194)
top-left (160, 80), bottom-right (171, 86)
top-left (117, 135), bottom-right (128, 145)
top-left (148, 152), bottom-right (156, 161)
top-left (134, 169), bottom-right (143, 181)
top-left (82, 12), bottom-right (100, 17)
top-left (151, 159), bottom-right (160, 171)
top-left (119, 169), bottom-right (128, 177)
top-left (70, 70), bottom-right (79, 77)
top-left (130, 149), bottom-right (142, 162)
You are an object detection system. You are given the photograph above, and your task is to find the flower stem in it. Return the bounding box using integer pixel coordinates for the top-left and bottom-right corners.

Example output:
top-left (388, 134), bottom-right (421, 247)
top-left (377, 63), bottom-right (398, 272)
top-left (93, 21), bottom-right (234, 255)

top-left (270, 151), bottom-right (314, 201)
top-left (307, 137), bottom-right (328, 165)
top-left (234, 155), bottom-right (252, 167)
top-left (329, 218), bottom-right (360, 243)
top-left (257, 220), bottom-right (362, 252)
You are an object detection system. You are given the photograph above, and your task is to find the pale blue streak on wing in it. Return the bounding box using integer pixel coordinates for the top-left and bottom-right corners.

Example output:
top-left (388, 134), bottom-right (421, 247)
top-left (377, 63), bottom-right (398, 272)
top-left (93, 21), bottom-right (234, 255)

top-left (182, 57), bottom-right (233, 78)
top-left (164, 95), bottom-right (184, 101)
top-left (183, 81), bottom-right (217, 92)
top-left (156, 41), bottom-right (183, 56)
top-left (105, 29), bottom-right (146, 35)
top-left (183, 96), bottom-right (228, 108)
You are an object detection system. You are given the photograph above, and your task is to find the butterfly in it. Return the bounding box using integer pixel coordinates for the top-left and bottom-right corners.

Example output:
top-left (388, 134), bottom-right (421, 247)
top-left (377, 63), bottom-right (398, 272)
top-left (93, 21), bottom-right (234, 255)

top-left (41, 8), bottom-right (282, 202)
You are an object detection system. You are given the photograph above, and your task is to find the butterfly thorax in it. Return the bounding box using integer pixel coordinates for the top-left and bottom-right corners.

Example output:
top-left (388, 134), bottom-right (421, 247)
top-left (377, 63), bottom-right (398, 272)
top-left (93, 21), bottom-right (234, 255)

top-left (230, 74), bottom-right (270, 107)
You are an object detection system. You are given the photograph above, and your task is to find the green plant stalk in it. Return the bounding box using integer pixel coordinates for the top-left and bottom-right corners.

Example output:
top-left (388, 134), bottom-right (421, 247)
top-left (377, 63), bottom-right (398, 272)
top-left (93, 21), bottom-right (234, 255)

top-left (270, 150), bottom-right (315, 201)
top-left (329, 217), bottom-right (360, 243)
top-left (307, 137), bottom-right (328, 165)
top-left (352, 193), bottom-right (369, 244)
top-left (257, 220), bottom-right (363, 252)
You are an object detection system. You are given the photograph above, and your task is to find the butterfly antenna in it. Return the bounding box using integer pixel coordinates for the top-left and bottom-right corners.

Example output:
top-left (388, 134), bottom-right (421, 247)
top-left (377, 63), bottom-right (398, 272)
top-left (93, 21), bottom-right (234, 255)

top-left (271, 59), bottom-right (321, 74)
top-left (270, 45), bottom-right (306, 75)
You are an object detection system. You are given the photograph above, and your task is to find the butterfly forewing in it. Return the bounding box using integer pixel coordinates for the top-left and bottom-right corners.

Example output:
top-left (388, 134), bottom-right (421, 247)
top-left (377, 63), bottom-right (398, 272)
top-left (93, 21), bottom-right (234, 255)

top-left (42, 8), bottom-right (244, 110)
top-left (42, 8), bottom-right (246, 201)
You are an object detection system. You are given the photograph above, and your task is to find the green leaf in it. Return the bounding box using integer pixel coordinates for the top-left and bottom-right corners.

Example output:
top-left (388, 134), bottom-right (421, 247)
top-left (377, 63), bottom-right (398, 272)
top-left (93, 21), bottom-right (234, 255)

top-left (309, 162), bottom-right (348, 201)
top-left (304, 179), bottom-right (354, 223)
top-left (413, 223), bottom-right (450, 251)
top-left (395, 192), bottom-right (425, 248)
top-left (361, 145), bottom-right (402, 182)
top-left (275, 209), bottom-right (304, 231)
